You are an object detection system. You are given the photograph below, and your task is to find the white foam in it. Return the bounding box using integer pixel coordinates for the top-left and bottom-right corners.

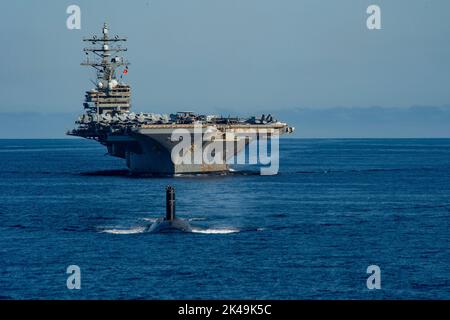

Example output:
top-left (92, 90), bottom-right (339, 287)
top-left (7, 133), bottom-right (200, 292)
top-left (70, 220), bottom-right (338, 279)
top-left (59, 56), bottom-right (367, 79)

top-left (100, 225), bottom-right (245, 235)
top-left (101, 227), bottom-right (146, 234)
top-left (188, 217), bottom-right (207, 222)
top-left (191, 227), bottom-right (239, 234)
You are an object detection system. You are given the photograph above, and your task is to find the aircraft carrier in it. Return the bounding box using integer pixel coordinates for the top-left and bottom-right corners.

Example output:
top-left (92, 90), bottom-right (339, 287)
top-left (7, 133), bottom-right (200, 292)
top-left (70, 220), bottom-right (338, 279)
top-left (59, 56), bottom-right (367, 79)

top-left (68, 24), bottom-right (294, 174)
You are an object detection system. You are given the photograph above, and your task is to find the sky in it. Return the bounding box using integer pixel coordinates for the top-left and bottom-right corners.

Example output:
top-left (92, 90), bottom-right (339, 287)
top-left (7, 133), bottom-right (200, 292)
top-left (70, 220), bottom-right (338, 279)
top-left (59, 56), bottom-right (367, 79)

top-left (1, 0), bottom-right (450, 137)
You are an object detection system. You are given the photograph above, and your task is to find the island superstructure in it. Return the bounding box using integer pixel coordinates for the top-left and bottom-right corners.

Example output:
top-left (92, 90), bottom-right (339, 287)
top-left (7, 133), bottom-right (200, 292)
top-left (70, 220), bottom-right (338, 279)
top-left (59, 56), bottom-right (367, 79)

top-left (68, 24), bottom-right (294, 174)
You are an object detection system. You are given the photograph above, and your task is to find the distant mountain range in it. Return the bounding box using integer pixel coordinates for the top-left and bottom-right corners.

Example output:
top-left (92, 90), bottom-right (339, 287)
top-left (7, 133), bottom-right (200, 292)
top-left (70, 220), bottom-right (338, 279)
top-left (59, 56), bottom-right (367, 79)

top-left (0, 106), bottom-right (449, 139)
top-left (275, 106), bottom-right (450, 138)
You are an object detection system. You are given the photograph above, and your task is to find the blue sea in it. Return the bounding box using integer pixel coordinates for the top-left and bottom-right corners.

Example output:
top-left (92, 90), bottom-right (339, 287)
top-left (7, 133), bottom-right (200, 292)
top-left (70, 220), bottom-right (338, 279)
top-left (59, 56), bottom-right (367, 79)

top-left (0, 138), bottom-right (449, 299)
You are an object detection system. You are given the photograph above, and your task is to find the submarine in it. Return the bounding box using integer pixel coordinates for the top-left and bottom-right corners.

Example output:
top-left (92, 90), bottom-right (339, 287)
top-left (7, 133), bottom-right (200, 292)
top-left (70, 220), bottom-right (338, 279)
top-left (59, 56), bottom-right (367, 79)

top-left (145, 186), bottom-right (192, 233)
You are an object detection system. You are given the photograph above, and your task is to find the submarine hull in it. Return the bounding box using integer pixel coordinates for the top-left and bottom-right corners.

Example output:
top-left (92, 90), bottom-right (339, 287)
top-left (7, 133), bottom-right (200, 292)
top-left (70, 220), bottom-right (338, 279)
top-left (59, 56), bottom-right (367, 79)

top-left (145, 218), bottom-right (192, 233)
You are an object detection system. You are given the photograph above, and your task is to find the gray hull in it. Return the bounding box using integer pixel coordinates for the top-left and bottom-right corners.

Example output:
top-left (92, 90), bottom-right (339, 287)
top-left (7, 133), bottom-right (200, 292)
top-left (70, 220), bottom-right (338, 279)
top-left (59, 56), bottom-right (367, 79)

top-left (145, 217), bottom-right (192, 233)
top-left (105, 127), bottom-right (253, 174)
top-left (71, 123), bottom-right (293, 174)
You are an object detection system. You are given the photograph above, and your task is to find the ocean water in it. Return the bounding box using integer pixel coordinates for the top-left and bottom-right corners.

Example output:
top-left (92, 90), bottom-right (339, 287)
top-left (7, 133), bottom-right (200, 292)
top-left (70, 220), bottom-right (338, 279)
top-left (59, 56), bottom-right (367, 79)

top-left (0, 138), bottom-right (449, 299)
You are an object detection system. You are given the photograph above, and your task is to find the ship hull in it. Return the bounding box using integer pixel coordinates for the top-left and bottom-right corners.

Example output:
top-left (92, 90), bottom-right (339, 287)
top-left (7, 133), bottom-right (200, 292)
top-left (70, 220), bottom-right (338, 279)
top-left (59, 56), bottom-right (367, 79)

top-left (70, 123), bottom-right (292, 174)
top-left (105, 128), bottom-right (249, 174)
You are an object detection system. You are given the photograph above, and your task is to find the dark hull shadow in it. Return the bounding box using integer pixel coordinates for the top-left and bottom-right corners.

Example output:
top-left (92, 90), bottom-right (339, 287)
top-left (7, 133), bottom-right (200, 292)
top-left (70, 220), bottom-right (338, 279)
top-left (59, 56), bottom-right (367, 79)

top-left (79, 169), bottom-right (261, 178)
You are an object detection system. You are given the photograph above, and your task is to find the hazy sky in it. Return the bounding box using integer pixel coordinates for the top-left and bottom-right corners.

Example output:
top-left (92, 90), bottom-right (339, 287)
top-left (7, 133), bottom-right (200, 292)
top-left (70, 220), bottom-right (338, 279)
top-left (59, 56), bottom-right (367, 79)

top-left (1, 1), bottom-right (450, 117)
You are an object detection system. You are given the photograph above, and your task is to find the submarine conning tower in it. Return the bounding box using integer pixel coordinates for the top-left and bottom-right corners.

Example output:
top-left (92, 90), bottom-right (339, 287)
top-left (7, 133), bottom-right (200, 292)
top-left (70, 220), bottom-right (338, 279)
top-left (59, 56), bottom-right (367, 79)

top-left (166, 186), bottom-right (175, 221)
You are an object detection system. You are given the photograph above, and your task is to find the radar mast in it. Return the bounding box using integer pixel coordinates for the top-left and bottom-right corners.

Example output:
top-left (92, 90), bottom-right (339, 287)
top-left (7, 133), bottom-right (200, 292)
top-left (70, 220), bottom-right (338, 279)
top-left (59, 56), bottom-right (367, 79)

top-left (81, 23), bottom-right (131, 115)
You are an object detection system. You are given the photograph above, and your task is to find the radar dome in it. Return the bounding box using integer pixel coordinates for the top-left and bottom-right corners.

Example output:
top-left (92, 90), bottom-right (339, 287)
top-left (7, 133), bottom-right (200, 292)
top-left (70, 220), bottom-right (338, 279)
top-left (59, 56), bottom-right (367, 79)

top-left (108, 79), bottom-right (118, 89)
